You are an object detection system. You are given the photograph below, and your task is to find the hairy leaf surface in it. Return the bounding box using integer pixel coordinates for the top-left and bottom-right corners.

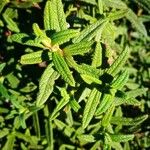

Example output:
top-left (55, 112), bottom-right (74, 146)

top-left (36, 64), bottom-right (59, 107)
top-left (44, 0), bottom-right (67, 31)
top-left (20, 51), bottom-right (52, 64)
top-left (52, 52), bottom-right (75, 86)
top-left (82, 88), bottom-right (101, 129)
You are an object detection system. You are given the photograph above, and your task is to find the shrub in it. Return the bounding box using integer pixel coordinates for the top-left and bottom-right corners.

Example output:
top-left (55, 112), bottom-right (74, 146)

top-left (0, 0), bottom-right (149, 149)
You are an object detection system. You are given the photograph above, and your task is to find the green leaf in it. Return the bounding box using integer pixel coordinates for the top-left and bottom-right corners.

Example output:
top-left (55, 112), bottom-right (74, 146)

top-left (98, 0), bottom-right (103, 14)
top-left (81, 74), bottom-right (102, 84)
top-left (33, 23), bottom-right (46, 37)
top-left (126, 88), bottom-right (148, 99)
top-left (76, 63), bottom-right (103, 78)
top-left (50, 97), bottom-right (70, 120)
top-left (95, 89), bottom-right (116, 115)
top-left (91, 141), bottom-right (101, 150)
top-left (36, 64), bottom-right (59, 107)
top-left (126, 9), bottom-right (147, 36)
top-left (111, 115), bottom-right (148, 126)
top-left (73, 19), bottom-right (108, 43)
top-left (111, 70), bottom-right (129, 90)
top-left (0, 83), bottom-right (10, 99)
top-left (52, 51), bottom-right (75, 86)
top-left (2, 134), bottom-right (15, 150)
top-left (103, 0), bottom-right (127, 9)
top-left (108, 9), bottom-right (128, 21)
top-left (102, 104), bottom-right (115, 127)
top-left (64, 41), bottom-right (93, 56)
top-left (0, 128), bottom-right (9, 138)
top-left (54, 119), bottom-right (75, 137)
top-left (10, 33), bottom-right (44, 48)
top-left (92, 42), bottom-right (102, 68)
top-left (65, 55), bottom-right (103, 84)
top-left (110, 134), bottom-right (134, 142)
top-left (14, 131), bottom-right (36, 144)
top-left (51, 29), bottom-right (79, 45)
top-left (6, 73), bottom-right (20, 89)
top-left (0, 0), bottom-right (8, 13)
top-left (101, 22), bottom-right (117, 43)
top-left (59, 144), bottom-right (75, 150)
top-left (0, 63), bottom-right (6, 72)
top-left (77, 134), bottom-right (95, 142)
top-left (44, 0), bottom-right (67, 31)
top-left (115, 97), bottom-right (141, 106)
top-left (32, 23), bottom-right (52, 48)
top-left (3, 8), bottom-right (20, 32)
top-left (82, 88), bottom-right (101, 129)
top-left (106, 46), bottom-right (130, 77)
top-left (69, 99), bottom-right (81, 112)
top-left (20, 51), bottom-right (52, 64)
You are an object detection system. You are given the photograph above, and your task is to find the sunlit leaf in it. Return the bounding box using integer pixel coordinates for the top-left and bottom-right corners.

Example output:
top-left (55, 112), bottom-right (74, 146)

top-left (36, 64), bottom-right (59, 107)
top-left (52, 51), bottom-right (75, 86)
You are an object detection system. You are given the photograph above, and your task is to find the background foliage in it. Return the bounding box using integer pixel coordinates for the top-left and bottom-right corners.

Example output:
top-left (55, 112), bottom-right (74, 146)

top-left (0, 0), bottom-right (150, 149)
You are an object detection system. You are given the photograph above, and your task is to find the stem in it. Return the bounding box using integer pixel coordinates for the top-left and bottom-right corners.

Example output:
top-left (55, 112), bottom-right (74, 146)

top-left (33, 112), bottom-right (41, 140)
top-left (44, 105), bottom-right (54, 150)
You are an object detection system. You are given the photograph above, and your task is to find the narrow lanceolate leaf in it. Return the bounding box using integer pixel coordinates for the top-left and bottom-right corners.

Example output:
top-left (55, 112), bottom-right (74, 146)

top-left (64, 41), bottom-right (93, 56)
top-left (103, 0), bottom-right (127, 9)
top-left (92, 42), bottom-right (102, 68)
top-left (33, 23), bottom-right (46, 37)
top-left (50, 97), bottom-right (70, 120)
top-left (51, 29), bottom-right (79, 45)
top-left (77, 64), bottom-right (103, 78)
top-left (77, 64), bottom-right (103, 84)
top-left (111, 115), bottom-right (148, 126)
top-left (0, 83), bottom-right (10, 99)
top-left (0, 128), bottom-right (9, 139)
top-left (0, 63), bottom-right (6, 72)
top-left (32, 23), bottom-right (52, 48)
top-left (126, 9), bottom-right (147, 36)
top-left (110, 134), bottom-right (134, 142)
top-left (73, 19), bottom-right (108, 43)
top-left (44, 1), bottom-right (59, 31)
top-left (10, 33), bottom-right (44, 48)
top-left (81, 74), bottom-right (102, 85)
top-left (126, 88), bottom-right (147, 99)
top-left (102, 104), bottom-right (115, 127)
top-left (69, 99), bottom-right (81, 112)
top-left (95, 89), bottom-right (116, 115)
top-left (52, 51), bottom-right (75, 86)
top-left (111, 70), bottom-right (129, 90)
top-left (54, 119), bottom-right (75, 137)
top-left (3, 12), bottom-right (19, 33)
top-left (98, 0), bottom-right (103, 14)
top-left (115, 97), bottom-right (141, 106)
top-left (65, 55), bottom-right (103, 79)
top-left (106, 46), bottom-right (130, 77)
top-left (2, 134), bottom-right (15, 150)
top-left (108, 9), bottom-right (128, 21)
top-left (44, 0), bottom-right (67, 31)
top-left (36, 64), bottom-right (59, 107)
top-left (0, 0), bottom-right (8, 13)
top-left (20, 51), bottom-right (52, 64)
top-left (77, 134), bottom-right (95, 143)
top-left (82, 88), bottom-right (101, 129)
